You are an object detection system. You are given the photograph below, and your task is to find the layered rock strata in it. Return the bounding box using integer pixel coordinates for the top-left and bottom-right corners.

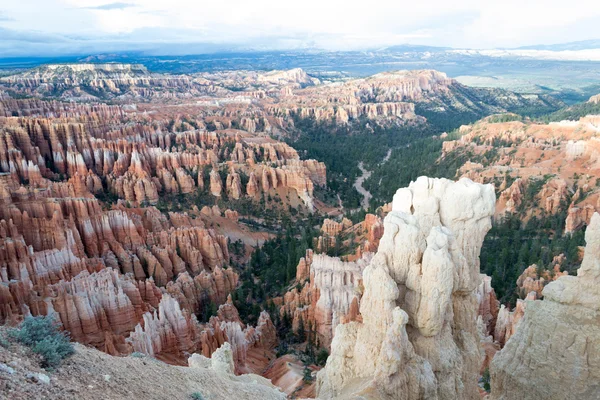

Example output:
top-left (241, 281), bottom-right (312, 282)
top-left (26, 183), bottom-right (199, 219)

top-left (443, 116), bottom-right (600, 233)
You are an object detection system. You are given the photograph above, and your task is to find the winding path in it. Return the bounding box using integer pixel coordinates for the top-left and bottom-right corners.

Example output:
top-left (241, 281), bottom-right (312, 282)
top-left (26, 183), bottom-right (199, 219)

top-left (353, 149), bottom-right (392, 211)
top-left (354, 162), bottom-right (373, 211)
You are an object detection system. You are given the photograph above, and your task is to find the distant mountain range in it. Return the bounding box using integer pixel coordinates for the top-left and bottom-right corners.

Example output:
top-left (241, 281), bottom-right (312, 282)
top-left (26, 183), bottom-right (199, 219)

top-left (517, 39), bottom-right (600, 51)
top-left (1, 39), bottom-right (600, 102)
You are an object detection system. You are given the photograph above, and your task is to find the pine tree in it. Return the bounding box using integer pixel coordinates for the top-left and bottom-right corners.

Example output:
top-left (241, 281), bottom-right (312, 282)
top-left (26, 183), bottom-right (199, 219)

top-left (297, 315), bottom-right (306, 343)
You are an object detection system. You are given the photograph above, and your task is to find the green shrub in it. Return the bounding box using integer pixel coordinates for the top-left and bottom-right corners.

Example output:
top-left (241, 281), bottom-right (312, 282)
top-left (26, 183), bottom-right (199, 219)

top-left (303, 367), bottom-right (313, 382)
top-left (0, 334), bottom-right (9, 348)
top-left (190, 392), bottom-right (204, 400)
top-left (12, 315), bottom-right (74, 368)
top-left (32, 335), bottom-right (74, 368)
top-left (316, 348), bottom-right (329, 366)
top-left (481, 368), bottom-right (491, 391)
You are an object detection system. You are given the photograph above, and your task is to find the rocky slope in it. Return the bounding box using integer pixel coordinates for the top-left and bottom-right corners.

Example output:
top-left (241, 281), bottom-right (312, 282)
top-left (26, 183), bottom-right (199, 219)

top-left (266, 70), bottom-right (561, 129)
top-left (0, 68), bottom-right (334, 396)
top-left (0, 329), bottom-right (285, 400)
top-left (0, 64), bottom-right (593, 399)
top-left (316, 177), bottom-right (496, 399)
top-left (490, 212), bottom-right (600, 400)
top-left (442, 115), bottom-right (600, 231)
top-left (280, 252), bottom-right (371, 349)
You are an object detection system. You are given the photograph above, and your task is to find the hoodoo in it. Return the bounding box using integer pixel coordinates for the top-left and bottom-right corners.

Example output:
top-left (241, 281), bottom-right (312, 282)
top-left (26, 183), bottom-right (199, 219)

top-left (489, 213), bottom-right (600, 400)
top-left (316, 177), bottom-right (496, 399)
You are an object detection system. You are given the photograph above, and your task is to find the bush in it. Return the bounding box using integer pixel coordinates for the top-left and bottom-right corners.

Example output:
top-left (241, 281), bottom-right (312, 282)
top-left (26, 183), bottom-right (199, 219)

top-left (316, 348), bottom-right (329, 366)
top-left (303, 367), bottom-right (313, 382)
top-left (12, 315), bottom-right (74, 368)
top-left (190, 392), bottom-right (204, 400)
top-left (481, 368), bottom-right (491, 392)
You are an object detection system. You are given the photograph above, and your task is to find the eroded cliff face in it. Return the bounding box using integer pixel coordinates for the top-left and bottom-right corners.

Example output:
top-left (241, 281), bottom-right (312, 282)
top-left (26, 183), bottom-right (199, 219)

top-left (280, 253), bottom-right (371, 349)
top-left (316, 177), bottom-right (496, 400)
top-left (1, 66), bottom-right (559, 133)
top-left (0, 101), bottom-right (326, 210)
top-left (0, 98), bottom-right (307, 365)
top-left (316, 213), bottom-right (384, 259)
top-left (490, 212), bottom-right (600, 400)
top-left (443, 116), bottom-right (600, 232)
top-left (128, 294), bottom-right (277, 371)
top-left (515, 260), bottom-right (567, 300)
top-left (0, 64), bottom-right (194, 101)
top-left (276, 211), bottom-right (386, 350)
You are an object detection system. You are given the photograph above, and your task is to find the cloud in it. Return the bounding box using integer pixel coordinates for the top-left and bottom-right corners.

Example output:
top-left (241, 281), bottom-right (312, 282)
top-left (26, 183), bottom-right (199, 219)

top-left (0, 27), bottom-right (72, 43)
top-left (0, 11), bottom-right (14, 21)
top-left (1, 0), bottom-right (600, 56)
top-left (83, 2), bottom-right (135, 11)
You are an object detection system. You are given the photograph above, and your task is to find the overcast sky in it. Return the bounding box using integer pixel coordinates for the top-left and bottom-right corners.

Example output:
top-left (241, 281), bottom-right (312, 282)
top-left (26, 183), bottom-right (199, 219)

top-left (1, 0), bottom-right (600, 56)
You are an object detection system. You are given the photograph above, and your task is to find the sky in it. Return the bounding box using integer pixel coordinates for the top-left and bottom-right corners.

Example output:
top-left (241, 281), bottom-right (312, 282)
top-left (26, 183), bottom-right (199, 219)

top-left (1, 0), bottom-right (600, 57)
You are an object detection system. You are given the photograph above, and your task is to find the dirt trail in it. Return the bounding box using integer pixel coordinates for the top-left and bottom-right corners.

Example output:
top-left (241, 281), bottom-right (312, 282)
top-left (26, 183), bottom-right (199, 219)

top-left (353, 149), bottom-right (392, 210)
top-left (354, 162), bottom-right (373, 211)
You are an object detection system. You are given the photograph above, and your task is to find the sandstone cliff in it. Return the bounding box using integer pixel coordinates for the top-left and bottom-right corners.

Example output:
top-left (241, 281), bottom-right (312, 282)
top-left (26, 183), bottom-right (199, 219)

top-left (281, 253), bottom-right (370, 349)
top-left (443, 117), bottom-right (600, 232)
top-left (0, 64), bottom-right (194, 101)
top-left (490, 212), bottom-right (600, 400)
top-left (316, 177), bottom-right (496, 399)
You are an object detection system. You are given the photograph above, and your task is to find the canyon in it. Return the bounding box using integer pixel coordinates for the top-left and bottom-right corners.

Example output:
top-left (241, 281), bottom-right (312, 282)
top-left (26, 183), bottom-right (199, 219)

top-left (0, 63), bottom-right (598, 399)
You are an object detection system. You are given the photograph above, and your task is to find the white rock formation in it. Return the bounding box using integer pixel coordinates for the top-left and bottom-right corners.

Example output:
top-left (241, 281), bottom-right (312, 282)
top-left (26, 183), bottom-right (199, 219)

top-left (490, 213), bottom-right (600, 400)
top-left (312, 253), bottom-right (371, 345)
top-left (188, 343), bottom-right (286, 399)
top-left (316, 177), bottom-right (495, 400)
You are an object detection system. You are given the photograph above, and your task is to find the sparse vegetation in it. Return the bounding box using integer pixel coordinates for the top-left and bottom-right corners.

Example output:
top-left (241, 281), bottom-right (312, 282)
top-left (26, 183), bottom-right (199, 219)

top-left (537, 101), bottom-right (600, 123)
top-left (480, 206), bottom-right (585, 305)
top-left (316, 348), bottom-right (329, 366)
top-left (11, 315), bottom-right (75, 368)
top-left (303, 367), bottom-right (313, 382)
top-left (481, 368), bottom-right (491, 392)
top-left (0, 333), bottom-right (9, 348)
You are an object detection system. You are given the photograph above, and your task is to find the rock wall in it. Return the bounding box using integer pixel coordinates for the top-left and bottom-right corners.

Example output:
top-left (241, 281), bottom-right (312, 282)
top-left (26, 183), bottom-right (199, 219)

top-left (490, 212), bottom-right (600, 400)
top-left (443, 118), bottom-right (600, 234)
top-left (280, 253), bottom-right (371, 349)
top-left (316, 177), bottom-right (496, 399)
top-left (476, 274), bottom-right (499, 338)
top-left (128, 293), bottom-right (277, 370)
top-left (515, 261), bottom-right (567, 300)
top-left (493, 292), bottom-right (532, 347)
top-left (188, 342), bottom-right (286, 400)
